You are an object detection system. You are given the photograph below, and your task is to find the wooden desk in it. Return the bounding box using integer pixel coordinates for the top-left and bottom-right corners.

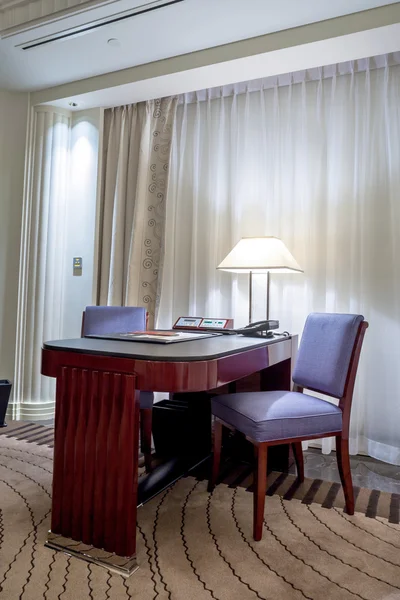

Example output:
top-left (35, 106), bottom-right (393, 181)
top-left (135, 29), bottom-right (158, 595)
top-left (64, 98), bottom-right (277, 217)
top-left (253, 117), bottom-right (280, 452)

top-left (41, 334), bottom-right (297, 575)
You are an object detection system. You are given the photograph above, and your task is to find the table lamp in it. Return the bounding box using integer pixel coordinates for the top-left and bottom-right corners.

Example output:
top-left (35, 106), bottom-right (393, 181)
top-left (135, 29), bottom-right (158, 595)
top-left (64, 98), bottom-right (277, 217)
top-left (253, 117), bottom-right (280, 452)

top-left (217, 236), bottom-right (303, 323)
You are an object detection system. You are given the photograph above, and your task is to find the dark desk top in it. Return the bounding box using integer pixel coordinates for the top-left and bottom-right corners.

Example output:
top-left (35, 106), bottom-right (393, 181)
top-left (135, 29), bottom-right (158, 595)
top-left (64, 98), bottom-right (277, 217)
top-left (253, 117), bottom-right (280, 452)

top-left (43, 334), bottom-right (291, 362)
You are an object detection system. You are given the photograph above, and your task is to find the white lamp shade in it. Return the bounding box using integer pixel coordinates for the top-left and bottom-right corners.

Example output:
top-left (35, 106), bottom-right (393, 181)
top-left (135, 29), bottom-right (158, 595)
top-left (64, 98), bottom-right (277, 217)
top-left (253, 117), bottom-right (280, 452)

top-left (217, 237), bottom-right (303, 273)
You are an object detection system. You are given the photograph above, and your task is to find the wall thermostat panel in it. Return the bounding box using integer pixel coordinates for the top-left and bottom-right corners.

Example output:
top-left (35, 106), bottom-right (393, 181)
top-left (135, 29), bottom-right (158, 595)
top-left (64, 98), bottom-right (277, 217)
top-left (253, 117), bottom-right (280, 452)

top-left (173, 316), bottom-right (234, 330)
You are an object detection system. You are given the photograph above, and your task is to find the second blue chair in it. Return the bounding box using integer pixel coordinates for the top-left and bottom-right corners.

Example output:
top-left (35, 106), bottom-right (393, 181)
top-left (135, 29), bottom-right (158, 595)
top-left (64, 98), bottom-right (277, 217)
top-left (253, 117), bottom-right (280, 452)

top-left (208, 313), bottom-right (368, 541)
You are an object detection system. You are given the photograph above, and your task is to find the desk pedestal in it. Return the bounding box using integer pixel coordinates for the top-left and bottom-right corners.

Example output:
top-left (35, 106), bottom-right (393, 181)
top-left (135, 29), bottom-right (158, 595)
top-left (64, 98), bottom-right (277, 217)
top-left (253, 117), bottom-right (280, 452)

top-left (46, 366), bottom-right (140, 575)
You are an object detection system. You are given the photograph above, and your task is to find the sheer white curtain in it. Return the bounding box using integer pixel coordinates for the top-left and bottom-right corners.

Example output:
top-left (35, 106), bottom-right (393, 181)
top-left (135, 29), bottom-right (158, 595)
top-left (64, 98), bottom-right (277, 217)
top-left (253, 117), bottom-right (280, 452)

top-left (158, 60), bottom-right (400, 464)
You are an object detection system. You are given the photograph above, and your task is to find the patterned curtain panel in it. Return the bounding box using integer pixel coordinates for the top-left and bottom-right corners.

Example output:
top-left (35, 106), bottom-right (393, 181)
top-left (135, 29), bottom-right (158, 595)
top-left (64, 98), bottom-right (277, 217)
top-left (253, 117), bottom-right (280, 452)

top-left (98, 97), bottom-right (177, 327)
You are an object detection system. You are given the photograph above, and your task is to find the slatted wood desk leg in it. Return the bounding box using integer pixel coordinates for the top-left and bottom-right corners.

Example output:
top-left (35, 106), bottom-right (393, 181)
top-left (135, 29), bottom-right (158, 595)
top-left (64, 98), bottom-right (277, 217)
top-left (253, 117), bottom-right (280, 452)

top-left (46, 366), bottom-right (140, 577)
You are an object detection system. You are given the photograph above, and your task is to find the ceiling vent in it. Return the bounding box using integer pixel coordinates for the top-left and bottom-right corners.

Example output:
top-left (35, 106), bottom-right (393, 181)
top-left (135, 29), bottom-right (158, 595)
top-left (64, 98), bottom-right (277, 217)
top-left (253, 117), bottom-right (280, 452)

top-left (18, 0), bottom-right (184, 50)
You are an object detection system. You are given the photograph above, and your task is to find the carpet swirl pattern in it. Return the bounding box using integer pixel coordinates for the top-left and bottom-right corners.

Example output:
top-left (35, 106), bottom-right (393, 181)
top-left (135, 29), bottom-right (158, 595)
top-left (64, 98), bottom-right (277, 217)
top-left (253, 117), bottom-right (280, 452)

top-left (1, 432), bottom-right (400, 599)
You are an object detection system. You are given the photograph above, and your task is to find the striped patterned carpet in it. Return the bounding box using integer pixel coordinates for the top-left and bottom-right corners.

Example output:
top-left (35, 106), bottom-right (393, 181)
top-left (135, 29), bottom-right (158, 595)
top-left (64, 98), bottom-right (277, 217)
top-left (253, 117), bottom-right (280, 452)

top-left (1, 421), bottom-right (399, 522)
top-left (1, 424), bottom-right (400, 599)
top-left (0, 420), bottom-right (55, 447)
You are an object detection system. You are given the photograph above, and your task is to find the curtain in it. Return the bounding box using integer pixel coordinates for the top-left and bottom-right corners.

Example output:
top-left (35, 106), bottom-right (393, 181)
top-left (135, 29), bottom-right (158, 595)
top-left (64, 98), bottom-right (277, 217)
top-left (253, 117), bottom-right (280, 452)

top-left (98, 97), bottom-right (177, 327)
top-left (158, 60), bottom-right (400, 465)
top-left (12, 107), bottom-right (70, 421)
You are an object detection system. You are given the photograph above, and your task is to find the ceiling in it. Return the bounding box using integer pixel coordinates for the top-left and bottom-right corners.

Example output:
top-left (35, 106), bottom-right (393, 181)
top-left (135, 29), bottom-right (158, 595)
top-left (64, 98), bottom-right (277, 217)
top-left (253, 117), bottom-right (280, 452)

top-left (0, 0), bottom-right (399, 92)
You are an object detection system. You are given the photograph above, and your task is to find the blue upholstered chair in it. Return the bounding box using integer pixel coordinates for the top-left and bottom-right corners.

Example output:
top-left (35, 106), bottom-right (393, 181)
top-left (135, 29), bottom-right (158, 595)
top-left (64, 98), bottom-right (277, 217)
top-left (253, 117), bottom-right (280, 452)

top-left (208, 313), bottom-right (368, 541)
top-left (82, 306), bottom-right (154, 472)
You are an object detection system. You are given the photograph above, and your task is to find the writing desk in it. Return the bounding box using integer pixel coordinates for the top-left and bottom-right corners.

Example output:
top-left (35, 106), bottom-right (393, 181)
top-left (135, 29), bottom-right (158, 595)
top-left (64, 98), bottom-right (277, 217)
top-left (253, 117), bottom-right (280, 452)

top-left (41, 334), bottom-right (297, 575)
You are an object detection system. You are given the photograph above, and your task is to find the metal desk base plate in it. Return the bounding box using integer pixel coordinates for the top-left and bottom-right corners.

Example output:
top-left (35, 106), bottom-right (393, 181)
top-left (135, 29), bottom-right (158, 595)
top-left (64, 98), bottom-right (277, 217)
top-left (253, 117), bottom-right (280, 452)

top-left (45, 532), bottom-right (138, 578)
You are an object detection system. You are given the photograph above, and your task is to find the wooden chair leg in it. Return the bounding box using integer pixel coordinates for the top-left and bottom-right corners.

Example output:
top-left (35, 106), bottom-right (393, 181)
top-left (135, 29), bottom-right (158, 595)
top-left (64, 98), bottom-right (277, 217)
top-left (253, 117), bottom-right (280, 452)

top-left (292, 442), bottom-right (304, 482)
top-left (253, 443), bottom-right (268, 541)
top-left (336, 435), bottom-right (354, 515)
top-left (208, 419), bottom-right (223, 492)
top-left (140, 408), bottom-right (153, 473)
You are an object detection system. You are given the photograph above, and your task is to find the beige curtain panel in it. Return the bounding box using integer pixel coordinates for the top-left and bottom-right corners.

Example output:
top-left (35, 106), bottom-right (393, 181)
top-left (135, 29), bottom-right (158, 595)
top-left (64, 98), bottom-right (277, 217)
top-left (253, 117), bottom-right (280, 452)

top-left (98, 97), bottom-right (177, 327)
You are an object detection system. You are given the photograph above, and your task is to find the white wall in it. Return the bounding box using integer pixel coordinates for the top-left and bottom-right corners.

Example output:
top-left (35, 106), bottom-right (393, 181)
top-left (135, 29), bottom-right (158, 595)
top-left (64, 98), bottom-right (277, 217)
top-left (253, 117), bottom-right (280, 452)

top-left (0, 90), bottom-right (28, 381)
top-left (7, 105), bottom-right (101, 421)
top-left (31, 4), bottom-right (400, 111)
top-left (60, 107), bottom-right (102, 338)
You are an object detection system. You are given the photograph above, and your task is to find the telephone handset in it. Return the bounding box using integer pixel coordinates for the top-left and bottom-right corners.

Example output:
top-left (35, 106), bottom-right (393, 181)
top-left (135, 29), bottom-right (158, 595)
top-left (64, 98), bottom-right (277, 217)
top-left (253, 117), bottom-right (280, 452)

top-left (235, 320), bottom-right (279, 337)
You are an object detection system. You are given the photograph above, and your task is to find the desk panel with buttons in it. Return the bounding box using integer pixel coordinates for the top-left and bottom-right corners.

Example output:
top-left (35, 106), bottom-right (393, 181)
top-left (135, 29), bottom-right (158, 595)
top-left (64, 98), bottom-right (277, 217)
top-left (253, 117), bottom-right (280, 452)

top-left (173, 316), bottom-right (234, 332)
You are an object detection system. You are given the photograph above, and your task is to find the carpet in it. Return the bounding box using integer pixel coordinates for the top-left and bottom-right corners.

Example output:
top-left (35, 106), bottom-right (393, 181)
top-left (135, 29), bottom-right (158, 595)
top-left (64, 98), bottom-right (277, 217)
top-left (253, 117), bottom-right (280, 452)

top-left (1, 429), bottom-right (400, 599)
top-left (0, 420), bottom-right (55, 446)
top-left (1, 422), bottom-right (399, 522)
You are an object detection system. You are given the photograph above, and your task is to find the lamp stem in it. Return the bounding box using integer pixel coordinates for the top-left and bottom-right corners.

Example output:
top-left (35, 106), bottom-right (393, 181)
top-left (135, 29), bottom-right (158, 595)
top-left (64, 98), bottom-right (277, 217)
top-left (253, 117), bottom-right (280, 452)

top-left (249, 271), bottom-right (253, 324)
top-left (266, 271), bottom-right (270, 321)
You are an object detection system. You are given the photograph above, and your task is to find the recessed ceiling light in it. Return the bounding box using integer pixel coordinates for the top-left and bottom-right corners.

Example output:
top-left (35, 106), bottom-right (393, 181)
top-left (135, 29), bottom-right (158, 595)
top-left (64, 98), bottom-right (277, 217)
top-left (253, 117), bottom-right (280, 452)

top-left (107, 38), bottom-right (120, 47)
top-left (68, 102), bottom-right (78, 107)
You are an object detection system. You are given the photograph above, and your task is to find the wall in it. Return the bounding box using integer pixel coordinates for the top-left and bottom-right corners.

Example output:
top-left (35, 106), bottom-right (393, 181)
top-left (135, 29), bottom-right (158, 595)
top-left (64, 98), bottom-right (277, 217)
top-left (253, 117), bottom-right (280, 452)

top-left (30, 4), bottom-right (400, 111)
top-left (60, 107), bottom-right (102, 339)
top-left (0, 90), bottom-right (29, 381)
top-left (7, 105), bottom-right (101, 421)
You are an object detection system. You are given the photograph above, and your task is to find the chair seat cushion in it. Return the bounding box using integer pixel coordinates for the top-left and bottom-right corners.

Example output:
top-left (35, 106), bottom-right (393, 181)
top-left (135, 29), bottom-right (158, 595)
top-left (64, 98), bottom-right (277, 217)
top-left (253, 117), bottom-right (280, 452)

top-left (211, 391), bottom-right (342, 443)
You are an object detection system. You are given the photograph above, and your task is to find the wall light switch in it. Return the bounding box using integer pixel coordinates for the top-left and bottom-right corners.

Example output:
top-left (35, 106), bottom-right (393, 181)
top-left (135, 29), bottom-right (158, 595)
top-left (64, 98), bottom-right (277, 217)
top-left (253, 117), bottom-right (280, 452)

top-left (73, 257), bottom-right (82, 276)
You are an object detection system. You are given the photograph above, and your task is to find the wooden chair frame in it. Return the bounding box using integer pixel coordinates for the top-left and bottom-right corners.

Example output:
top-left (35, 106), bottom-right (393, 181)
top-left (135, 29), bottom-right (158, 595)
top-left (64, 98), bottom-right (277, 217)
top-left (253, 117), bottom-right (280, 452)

top-left (208, 320), bottom-right (368, 541)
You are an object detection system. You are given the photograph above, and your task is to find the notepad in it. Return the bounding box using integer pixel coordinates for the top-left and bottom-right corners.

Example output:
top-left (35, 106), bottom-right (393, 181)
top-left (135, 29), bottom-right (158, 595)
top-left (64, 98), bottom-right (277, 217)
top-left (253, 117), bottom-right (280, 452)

top-left (86, 330), bottom-right (222, 343)
top-left (127, 330), bottom-right (180, 337)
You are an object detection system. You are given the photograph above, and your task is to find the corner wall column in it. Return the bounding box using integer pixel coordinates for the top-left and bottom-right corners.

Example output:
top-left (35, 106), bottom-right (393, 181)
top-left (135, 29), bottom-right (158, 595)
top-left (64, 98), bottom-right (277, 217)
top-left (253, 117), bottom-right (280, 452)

top-left (11, 106), bottom-right (71, 421)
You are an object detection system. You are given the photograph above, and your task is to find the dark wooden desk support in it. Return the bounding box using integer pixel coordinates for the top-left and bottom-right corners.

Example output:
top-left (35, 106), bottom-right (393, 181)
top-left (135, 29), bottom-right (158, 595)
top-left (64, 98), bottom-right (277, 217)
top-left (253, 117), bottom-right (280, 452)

top-left (51, 368), bottom-right (139, 557)
top-left (41, 334), bottom-right (296, 576)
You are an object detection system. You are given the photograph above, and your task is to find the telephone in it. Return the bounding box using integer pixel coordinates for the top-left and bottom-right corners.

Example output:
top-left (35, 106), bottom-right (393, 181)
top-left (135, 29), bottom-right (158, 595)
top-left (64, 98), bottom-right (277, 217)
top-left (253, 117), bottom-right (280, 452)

top-left (235, 320), bottom-right (279, 337)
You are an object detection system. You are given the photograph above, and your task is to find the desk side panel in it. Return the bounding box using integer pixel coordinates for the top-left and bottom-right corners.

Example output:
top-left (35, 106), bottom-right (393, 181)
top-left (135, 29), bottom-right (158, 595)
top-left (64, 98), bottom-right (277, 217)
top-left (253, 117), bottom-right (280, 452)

top-left (42, 339), bottom-right (292, 393)
top-left (42, 348), bottom-right (218, 392)
top-left (51, 366), bottom-right (139, 557)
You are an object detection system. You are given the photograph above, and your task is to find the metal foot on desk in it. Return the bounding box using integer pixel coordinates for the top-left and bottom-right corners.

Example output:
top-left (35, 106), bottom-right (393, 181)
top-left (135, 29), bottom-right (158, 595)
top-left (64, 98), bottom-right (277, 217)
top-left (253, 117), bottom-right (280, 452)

top-left (45, 532), bottom-right (138, 577)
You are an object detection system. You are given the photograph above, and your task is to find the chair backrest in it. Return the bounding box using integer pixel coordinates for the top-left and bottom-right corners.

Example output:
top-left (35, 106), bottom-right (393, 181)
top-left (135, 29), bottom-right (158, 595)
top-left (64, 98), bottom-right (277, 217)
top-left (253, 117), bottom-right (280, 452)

top-left (82, 306), bottom-right (147, 336)
top-left (292, 313), bottom-right (366, 399)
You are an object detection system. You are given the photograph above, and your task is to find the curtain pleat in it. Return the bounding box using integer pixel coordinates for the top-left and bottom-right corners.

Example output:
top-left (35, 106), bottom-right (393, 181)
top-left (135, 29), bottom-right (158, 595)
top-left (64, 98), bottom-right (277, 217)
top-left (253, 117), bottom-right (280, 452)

top-left (12, 108), bottom-right (70, 420)
top-left (98, 97), bottom-right (177, 326)
top-left (159, 61), bottom-right (400, 465)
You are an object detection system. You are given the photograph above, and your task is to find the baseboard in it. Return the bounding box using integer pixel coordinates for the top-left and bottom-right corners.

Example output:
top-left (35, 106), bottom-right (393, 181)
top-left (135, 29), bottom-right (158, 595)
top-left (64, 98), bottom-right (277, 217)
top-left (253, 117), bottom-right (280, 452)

top-left (7, 400), bottom-right (55, 421)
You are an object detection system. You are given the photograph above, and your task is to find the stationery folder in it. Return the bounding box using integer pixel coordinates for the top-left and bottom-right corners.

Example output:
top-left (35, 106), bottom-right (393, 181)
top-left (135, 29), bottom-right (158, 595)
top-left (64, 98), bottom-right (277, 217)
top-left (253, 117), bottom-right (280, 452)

top-left (85, 330), bottom-right (221, 344)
